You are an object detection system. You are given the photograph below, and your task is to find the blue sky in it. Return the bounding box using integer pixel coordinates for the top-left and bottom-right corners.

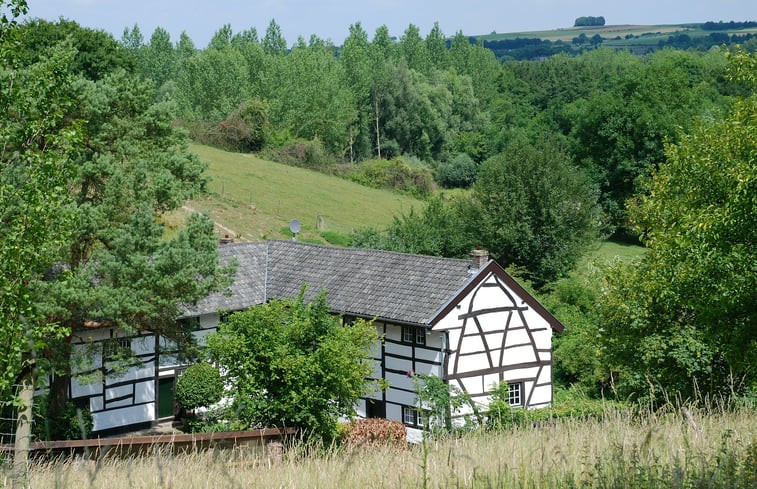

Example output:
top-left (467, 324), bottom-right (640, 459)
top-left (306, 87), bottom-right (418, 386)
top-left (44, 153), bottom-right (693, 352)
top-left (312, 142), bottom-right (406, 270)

top-left (25, 0), bottom-right (757, 48)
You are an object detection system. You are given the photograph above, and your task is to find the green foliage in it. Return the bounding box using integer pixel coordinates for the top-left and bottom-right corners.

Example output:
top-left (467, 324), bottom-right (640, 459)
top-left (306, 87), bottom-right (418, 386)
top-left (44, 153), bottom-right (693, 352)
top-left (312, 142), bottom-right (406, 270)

top-left (206, 291), bottom-right (379, 442)
top-left (352, 195), bottom-right (473, 258)
top-left (32, 396), bottom-right (93, 441)
top-left (267, 41), bottom-right (356, 155)
top-left (413, 373), bottom-right (475, 434)
top-left (436, 153), bottom-right (477, 188)
top-left (176, 45), bottom-right (249, 121)
top-left (474, 136), bottom-right (601, 285)
top-left (599, 49), bottom-right (757, 402)
top-left (175, 362), bottom-right (224, 411)
top-left (198, 98), bottom-right (270, 152)
top-left (261, 138), bottom-right (336, 169)
top-left (574, 16), bottom-right (606, 27)
top-left (547, 277), bottom-right (608, 395)
top-left (319, 231), bottom-right (352, 247)
top-left (486, 381), bottom-right (527, 430)
top-left (0, 40), bottom-right (80, 405)
top-left (349, 157), bottom-right (436, 197)
top-left (12, 18), bottom-right (132, 80)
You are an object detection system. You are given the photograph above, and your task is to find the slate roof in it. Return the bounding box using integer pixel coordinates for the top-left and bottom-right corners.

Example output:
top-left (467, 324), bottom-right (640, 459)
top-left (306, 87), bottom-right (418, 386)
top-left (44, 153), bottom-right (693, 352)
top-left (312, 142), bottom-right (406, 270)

top-left (184, 240), bottom-right (478, 325)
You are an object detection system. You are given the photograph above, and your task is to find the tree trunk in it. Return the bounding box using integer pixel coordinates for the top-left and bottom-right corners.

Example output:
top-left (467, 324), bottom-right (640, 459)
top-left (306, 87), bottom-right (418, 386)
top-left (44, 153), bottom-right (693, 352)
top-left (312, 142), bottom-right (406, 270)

top-left (47, 340), bottom-right (72, 425)
top-left (374, 96), bottom-right (381, 159)
top-left (12, 366), bottom-right (35, 488)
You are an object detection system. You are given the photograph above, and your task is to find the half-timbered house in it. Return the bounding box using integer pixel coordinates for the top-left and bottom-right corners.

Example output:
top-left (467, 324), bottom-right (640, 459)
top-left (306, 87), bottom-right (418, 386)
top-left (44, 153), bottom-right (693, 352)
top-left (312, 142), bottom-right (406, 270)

top-left (68, 240), bottom-right (564, 437)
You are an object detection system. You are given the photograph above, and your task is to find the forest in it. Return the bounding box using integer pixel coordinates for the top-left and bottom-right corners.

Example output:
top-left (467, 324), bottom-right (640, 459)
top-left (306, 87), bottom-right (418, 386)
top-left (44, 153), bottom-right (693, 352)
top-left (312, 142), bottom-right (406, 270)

top-left (1, 3), bottom-right (755, 450)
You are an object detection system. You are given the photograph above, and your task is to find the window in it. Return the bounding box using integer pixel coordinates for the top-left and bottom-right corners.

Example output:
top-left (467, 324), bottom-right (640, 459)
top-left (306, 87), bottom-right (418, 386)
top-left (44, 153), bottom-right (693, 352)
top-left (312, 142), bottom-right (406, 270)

top-left (402, 406), bottom-right (429, 428)
top-left (403, 406), bottom-right (419, 426)
top-left (103, 337), bottom-right (131, 358)
top-left (508, 382), bottom-right (523, 407)
top-left (178, 317), bottom-right (201, 331)
top-left (402, 326), bottom-right (426, 346)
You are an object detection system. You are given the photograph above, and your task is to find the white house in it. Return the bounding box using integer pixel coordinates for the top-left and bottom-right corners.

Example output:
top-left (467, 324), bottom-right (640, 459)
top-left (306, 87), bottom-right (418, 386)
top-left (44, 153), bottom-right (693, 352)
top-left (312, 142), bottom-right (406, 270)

top-left (67, 240), bottom-right (564, 436)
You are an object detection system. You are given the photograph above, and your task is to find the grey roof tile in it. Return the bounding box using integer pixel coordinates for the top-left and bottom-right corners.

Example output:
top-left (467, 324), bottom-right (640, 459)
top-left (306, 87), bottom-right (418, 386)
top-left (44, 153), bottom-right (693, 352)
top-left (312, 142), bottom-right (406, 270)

top-left (185, 240), bottom-right (475, 325)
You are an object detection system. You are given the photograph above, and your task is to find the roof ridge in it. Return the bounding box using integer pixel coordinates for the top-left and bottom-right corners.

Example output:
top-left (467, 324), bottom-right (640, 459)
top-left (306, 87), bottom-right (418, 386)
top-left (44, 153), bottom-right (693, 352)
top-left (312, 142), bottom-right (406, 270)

top-left (266, 239), bottom-right (472, 264)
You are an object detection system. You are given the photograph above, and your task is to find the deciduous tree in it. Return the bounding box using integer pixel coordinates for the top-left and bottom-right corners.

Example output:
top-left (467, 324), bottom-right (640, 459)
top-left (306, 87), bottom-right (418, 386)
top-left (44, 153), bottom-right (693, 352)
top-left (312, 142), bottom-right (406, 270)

top-left (206, 291), bottom-right (378, 442)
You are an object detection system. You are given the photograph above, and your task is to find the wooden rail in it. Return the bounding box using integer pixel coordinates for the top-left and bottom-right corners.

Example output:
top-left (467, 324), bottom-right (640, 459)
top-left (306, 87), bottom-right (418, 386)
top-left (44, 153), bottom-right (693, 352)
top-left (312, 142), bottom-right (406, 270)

top-left (0, 427), bottom-right (296, 453)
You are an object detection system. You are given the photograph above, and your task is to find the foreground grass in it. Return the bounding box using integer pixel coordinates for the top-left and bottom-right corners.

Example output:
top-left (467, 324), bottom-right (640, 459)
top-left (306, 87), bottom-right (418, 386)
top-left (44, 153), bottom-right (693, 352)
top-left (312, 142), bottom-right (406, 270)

top-left (174, 144), bottom-right (422, 242)
top-left (18, 407), bottom-right (757, 488)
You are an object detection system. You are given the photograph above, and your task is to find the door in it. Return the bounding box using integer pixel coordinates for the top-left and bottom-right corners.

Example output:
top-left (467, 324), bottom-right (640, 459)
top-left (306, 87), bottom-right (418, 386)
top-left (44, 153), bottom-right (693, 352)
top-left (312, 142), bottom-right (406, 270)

top-left (157, 377), bottom-right (175, 419)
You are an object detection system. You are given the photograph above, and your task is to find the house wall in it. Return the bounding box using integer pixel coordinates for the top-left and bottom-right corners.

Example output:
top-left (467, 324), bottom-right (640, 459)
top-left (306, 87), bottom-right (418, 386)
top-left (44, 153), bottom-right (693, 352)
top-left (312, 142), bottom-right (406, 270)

top-left (69, 313), bottom-right (219, 433)
top-left (354, 321), bottom-right (444, 442)
top-left (432, 271), bottom-right (553, 410)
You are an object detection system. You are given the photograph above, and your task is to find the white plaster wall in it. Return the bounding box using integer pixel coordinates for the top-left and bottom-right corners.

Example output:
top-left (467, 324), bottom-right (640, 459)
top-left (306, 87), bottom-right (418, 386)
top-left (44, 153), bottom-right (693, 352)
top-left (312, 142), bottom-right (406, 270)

top-left (432, 271), bottom-right (555, 408)
top-left (92, 403), bottom-right (154, 432)
top-left (134, 380), bottom-right (155, 403)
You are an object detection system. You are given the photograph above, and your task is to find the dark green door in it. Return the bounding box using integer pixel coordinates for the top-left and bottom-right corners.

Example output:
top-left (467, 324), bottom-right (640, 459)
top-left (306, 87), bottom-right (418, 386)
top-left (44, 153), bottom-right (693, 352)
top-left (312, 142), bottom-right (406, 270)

top-left (157, 377), bottom-right (175, 418)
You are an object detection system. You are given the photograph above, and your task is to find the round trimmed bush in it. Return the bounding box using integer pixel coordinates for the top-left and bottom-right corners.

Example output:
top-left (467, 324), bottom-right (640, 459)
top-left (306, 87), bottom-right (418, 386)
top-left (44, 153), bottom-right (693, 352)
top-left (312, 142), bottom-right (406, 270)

top-left (175, 362), bottom-right (224, 411)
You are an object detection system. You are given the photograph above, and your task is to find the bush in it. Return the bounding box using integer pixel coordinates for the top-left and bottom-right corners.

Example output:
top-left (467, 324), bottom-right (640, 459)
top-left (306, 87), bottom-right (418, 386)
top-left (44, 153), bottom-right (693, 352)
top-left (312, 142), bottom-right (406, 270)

top-left (349, 157), bottom-right (436, 197)
top-left (261, 138), bottom-right (337, 170)
top-left (175, 362), bottom-right (224, 411)
top-left (189, 99), bottom-right (270, 153)
top-left (341, 418), bottom-right (406, 449)
top-left (32, 396), bottom-right (93, 441)
top-left (436, 153), bottom-right (477, 188)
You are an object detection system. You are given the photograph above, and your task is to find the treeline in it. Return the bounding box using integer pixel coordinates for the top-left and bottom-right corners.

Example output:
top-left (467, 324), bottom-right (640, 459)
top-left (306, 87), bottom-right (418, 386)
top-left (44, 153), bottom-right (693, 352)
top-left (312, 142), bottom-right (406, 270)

top-left (702, 20), bottom-right (757, 30)
top-left (659, 31), bottom-right (755, 50)
top-left (12, 18), bottom-right (742, 246)
top-left (574, 16), bottom-right (605, 27)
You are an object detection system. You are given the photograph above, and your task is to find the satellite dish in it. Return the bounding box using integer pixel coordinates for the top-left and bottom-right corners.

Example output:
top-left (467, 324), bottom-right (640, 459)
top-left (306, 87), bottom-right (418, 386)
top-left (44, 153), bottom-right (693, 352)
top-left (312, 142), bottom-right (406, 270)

top-left (289, 219), bottom-right (301, 239)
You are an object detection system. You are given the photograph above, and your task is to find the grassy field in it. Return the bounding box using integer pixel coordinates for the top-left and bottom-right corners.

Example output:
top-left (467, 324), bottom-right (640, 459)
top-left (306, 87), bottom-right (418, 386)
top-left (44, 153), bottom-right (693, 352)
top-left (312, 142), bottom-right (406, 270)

top-left (478, 23), bottom-right (757, 43)
top-left (17, 406), bottom-right (757, 488)
top-left (168, 144), bottom-right (423, 243)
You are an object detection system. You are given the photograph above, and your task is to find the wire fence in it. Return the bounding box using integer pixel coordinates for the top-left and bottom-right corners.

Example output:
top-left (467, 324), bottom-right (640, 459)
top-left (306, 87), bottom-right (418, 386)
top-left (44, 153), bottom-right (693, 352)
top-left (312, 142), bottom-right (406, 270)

top-left (0, 384), bottom-right (20, 461)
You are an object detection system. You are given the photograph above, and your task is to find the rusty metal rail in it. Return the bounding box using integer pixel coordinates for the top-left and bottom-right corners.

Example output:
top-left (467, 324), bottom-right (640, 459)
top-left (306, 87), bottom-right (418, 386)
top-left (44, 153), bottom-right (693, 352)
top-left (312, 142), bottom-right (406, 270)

top-left (0, 427), bottom-right (296, 454)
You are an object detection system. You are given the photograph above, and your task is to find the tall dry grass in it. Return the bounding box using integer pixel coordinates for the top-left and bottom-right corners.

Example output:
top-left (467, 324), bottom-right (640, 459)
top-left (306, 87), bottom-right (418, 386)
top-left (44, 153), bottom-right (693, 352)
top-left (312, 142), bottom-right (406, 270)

top-left (9, 405), bottom-right (757, 489)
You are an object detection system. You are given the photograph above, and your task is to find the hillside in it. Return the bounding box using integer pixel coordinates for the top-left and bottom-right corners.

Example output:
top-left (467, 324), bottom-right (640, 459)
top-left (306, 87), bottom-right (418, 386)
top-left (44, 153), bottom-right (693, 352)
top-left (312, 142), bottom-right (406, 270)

top-left (166, 144), bottom-right (424, 243)
top-left (475, 23), bottom-right (757, 59)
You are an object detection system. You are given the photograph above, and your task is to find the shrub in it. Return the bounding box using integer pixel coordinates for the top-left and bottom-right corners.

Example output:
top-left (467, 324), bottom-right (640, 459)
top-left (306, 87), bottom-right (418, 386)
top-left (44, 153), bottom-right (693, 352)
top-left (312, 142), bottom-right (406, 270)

top-left (320, 231), bottom-right (352, 247)
top-left (261, 138), bottom-right (337, 169)
top-left (436, 153), bottom-right (477, 188)
top-left (341, 418), bottom-right (406, 449)
top-left (32, 396), bottom-right (93, 441)
top-left (349, 157), bottom-right (436, 197)
top-left (189, 99), bottom-right (270, 153)
top-left (175, 362), bottom-right (224, 411)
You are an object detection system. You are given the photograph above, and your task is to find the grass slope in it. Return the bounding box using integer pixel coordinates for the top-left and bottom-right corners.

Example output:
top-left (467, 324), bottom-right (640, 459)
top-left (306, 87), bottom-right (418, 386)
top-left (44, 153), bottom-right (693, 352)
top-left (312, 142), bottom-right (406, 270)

top-left (171, 144), bottom-right (423, 243)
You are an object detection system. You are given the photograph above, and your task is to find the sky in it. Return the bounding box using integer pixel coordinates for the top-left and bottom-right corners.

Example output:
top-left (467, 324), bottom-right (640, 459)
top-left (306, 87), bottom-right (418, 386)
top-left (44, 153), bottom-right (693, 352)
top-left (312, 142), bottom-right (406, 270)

top-left (23, 0), bottom-right (757, 48)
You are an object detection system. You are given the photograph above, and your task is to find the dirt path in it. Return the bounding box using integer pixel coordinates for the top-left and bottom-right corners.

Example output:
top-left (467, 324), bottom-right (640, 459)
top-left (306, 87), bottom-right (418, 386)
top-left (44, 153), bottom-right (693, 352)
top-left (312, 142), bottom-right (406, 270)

top-left (182, 205), bottom-right (238, 238)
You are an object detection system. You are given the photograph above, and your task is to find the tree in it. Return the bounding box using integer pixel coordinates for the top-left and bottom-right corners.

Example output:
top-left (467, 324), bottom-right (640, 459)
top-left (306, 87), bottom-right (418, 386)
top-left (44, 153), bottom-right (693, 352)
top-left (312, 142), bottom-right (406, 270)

top-left (425, 22), bottom-right (448, 70)
top-left (206, 291), bottom-right (378, 442)
top-left (269, 41), bottom-right (356, 154)
top-left (142, 26), bottom-right (175, 88)
top-left (599, 49), bottom-right (756, 401)
top-left (263, 19), bottom-right (287, 56)
top-left (473, 135), bottom-right (601, 286)
top-left (1, 37), bottom-right (80, 479)
top-left (399, 23), bottom-right (429, 75)
top-left (176, 45), bottom-right (250, 121)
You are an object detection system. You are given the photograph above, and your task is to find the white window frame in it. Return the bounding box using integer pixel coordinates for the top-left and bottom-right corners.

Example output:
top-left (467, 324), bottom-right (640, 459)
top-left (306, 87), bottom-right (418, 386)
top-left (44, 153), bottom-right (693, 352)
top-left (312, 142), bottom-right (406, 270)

top-left (402, 326), bottom-right (426, 346)
top-left (403, 406), bottom-right (417, 425)
top-left (508, 382), bottom-right (523, 407)
top-left (415, 328), bottom-right (426, 346)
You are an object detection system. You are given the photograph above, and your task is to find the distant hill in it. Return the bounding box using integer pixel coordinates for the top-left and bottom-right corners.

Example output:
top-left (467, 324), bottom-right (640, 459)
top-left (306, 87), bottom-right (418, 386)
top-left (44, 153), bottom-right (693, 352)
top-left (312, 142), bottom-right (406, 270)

top-left (472, 23), bottom-right (757, 60)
